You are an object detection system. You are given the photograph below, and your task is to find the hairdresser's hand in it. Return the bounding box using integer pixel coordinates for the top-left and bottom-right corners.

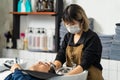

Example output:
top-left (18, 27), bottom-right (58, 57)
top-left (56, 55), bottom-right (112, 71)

top-left (10, 63), bottom-right (22, 72)
top-left (29, 61), bottom-right (50, 73)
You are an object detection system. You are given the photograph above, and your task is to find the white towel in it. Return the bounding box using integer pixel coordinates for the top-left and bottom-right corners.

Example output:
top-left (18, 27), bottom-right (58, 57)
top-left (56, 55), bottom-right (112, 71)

top-left (0, 71), bottom-right (12, 80)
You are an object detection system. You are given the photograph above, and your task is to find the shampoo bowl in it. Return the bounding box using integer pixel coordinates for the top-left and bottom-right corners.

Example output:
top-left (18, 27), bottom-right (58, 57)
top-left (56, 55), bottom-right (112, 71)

top-left (48, 70), bottom-right (88, 80)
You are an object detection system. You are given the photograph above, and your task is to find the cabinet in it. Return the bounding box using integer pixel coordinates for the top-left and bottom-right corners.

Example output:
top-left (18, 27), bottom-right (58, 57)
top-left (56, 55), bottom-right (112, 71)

top-left (11, 0), bottom-right (63, 52)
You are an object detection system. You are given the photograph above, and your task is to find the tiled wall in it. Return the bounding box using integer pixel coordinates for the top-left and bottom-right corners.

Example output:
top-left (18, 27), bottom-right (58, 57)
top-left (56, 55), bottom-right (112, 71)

top-left (101, 59), bottom-right (120, 80)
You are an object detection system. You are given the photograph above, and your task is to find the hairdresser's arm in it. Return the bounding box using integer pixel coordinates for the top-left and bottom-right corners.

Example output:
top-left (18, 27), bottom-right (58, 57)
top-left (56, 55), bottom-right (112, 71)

top-left (54, 33), bottom-right (70, 70)
top-left (66, 65), bottom-right (83, 75)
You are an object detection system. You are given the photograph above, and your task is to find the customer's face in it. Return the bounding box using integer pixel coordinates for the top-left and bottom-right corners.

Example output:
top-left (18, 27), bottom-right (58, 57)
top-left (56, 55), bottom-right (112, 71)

top-left (29, 62), bottom-right (50, 72)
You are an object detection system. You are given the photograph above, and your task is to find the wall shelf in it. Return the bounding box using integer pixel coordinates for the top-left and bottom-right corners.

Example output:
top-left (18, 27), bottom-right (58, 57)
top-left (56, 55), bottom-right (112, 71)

top-left (12, 0), bottom-right (63, 52)
top-left (10, 12), bottom-right (57, 15)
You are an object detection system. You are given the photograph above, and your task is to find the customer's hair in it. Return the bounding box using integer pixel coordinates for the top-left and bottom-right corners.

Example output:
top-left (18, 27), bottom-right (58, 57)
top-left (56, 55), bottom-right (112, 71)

top-left (62, 4), bottom-right (89, 31)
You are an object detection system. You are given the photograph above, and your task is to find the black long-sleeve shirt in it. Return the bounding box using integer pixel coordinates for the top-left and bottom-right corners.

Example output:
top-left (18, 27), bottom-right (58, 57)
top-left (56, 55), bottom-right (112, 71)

top-left (55, 29), bottom-right (103, 70)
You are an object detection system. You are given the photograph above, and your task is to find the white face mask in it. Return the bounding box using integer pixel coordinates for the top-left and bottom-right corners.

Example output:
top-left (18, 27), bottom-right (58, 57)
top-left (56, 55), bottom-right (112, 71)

top-left (66, 24), bottom-right (81, 34)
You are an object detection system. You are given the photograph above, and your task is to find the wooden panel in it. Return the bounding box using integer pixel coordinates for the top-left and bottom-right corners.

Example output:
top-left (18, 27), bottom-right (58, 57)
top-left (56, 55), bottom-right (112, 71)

top-left (10, 12), bottom-right (56, 15)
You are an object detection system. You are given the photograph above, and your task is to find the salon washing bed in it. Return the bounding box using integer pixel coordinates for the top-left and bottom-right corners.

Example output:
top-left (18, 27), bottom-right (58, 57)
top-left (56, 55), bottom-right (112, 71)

top-left (0, 70), bottom-right (88, 80)
top-left (0, 58), bottom-right (88, 80)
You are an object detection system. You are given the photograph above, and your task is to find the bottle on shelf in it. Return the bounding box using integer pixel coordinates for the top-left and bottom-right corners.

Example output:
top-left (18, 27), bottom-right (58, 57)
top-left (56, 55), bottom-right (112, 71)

top-left (47, 30), bottom-right (55, 51)
top-left (4, 31), bottom-right (12, 49)
top-left (41, 0), bottom-right (47, 11)
top-left (25, 0), bottom-right (32, 12)
top-left (31, 0), bottom-right (37, 12)
top-left (36, 0), bottom-right (43, 12)
top-left (35, 28), bottom-right (41, 50)
top-left (47, 0), bottom-right (54, 12)
top-left (7, 38), bottom-right (13, 49)
top-left (40, 28), bottom-right (47, 51)
top-left (32, 28), bottom-right (36, 50)
top-left (23, 30), bottom-right (28, 50)
top-left (33, 28), bottom-right (38, 50)
top-left (21, 0), bottom-right (26, 12)
top-left (28, 27), bottom-right (33, 50)
top-left (17, 0), bottom-right (23, 12)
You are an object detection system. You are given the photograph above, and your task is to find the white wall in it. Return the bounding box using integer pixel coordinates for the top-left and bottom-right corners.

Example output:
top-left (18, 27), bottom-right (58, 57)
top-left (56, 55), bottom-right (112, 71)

top-left (75, 0), bottom-right (120, 35)
top-left (21, 0), bottom-right (120, 35)
top-left (20, 15), bottom-right (55, 34)
top-left (0, 0), bottom-right (13, 34)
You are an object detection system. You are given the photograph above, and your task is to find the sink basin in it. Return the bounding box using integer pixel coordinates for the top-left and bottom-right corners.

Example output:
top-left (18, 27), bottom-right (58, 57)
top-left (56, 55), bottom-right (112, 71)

top-left (0, 58), bottom-right (26, 80)
top-left (48, 70), bottom-right (88, 80)
top-left (0, 58), bottom-right (26, 71)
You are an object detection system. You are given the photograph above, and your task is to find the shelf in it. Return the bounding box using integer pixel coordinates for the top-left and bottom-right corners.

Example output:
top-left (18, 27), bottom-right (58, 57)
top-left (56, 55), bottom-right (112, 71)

top-left (9, 12), bottom-right (57, 15)
top-left (12, 0), bottom-right (63, 51)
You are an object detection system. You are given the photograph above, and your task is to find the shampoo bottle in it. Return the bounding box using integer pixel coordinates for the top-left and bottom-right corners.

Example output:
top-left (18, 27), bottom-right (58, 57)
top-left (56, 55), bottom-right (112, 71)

top-left (47, 30), bottom-right (55, 51)
top-left (40, 28), bottom-right (47, 51)
top-left (31, 0), bottom-right (36, 12)
top-left (35, 28), bottom-right (41, 50)
top-left (25, 0), bottom-right (32, 12)
top-left (17, 0), bottom-right (23, 12)
top-left (28, 27), bottom-right (33, 50)
top-left (21, 0), bottom-right (26, 12)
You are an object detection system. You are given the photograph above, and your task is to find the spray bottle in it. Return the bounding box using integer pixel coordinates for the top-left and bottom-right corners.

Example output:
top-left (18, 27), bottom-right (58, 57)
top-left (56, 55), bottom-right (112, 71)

top-left (28, 27), bottom-right (33, 50)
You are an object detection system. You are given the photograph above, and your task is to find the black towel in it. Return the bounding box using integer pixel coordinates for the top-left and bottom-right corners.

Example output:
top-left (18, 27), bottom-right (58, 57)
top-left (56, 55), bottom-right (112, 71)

top-left (22, 70), bottom-right (61, 79)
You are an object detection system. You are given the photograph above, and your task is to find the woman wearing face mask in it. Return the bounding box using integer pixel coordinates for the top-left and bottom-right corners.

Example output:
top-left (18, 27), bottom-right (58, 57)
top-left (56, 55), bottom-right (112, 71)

top-left (53, 4), bottom-right (103, 80)
top-left (8, 4), bottom-right (103, 80)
